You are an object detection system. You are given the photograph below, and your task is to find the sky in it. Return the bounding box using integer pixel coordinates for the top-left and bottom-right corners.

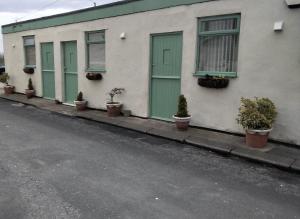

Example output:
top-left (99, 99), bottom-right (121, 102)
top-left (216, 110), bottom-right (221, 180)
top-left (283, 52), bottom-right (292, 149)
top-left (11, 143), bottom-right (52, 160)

top-left (0, 0), bottom-right (121, 53)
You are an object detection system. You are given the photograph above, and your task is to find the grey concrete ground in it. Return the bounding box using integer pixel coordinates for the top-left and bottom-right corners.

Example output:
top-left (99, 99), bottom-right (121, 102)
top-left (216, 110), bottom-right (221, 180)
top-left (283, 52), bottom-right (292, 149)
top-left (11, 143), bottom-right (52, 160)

top-left (0, 98), bottom-right (299, 219)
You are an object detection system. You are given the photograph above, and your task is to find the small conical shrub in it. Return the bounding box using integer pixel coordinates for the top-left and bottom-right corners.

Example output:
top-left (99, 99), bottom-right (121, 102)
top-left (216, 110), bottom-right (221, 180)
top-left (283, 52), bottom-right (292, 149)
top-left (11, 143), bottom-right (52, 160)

top-left (28, 78), bottom-right (34, 90)
top-left (176, 95), bottom-right (189, 117)
top-left (76, 91), bottom-right (83, 101)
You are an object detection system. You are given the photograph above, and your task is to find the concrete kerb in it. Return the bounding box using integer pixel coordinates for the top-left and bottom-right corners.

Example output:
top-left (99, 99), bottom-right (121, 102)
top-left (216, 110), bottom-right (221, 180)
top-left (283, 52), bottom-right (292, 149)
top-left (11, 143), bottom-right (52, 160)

top-left (0, 95), bottom-right (299, 174)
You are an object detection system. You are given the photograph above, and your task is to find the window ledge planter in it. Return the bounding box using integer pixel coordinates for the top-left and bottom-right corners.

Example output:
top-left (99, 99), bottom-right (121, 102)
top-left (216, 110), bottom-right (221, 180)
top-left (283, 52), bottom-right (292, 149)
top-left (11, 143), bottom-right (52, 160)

top-left (86, 72), bottom-right (103, 81)
top-left (23, 67), bottom-right (35, 74)
top-left (198, 75), bottom-right (229, 89)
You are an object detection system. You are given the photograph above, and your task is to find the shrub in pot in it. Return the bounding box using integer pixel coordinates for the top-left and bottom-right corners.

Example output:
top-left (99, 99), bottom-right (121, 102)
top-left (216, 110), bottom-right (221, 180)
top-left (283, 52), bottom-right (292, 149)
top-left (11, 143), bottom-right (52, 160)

top-left (74, 91), bottom-right (87, 111)
top-left (25, 78), bottom-right (35, 99)
top-left (0, 73), bottom-right (15, 95)
top-left (237, 97), bottom-right (277, 148)
top-left (173, 95), bottom-right (191, 131)
top-left (106, 88), bottom-right (125, 117)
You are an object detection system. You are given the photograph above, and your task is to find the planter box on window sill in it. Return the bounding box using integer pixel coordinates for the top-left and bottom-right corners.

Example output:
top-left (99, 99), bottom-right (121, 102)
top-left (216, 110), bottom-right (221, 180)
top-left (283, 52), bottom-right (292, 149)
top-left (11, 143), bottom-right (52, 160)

top-left (23, 66), bottom-right (35, 74)
top-left (197, 75), bottom-right (230, 89)
top-left (86, 72), bottom-right (103, 81)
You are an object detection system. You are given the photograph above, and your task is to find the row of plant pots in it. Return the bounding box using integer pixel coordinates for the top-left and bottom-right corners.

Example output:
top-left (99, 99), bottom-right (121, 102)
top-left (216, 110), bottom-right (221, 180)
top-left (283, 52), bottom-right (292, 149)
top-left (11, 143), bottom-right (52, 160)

top-left (0, 72), bottom-right (277, 149)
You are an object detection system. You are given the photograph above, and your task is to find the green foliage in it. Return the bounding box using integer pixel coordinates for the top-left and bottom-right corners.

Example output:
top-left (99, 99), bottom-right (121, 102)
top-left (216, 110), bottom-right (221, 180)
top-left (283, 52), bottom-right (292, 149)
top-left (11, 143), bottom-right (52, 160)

top-left (0, 53), bottom-right (4, 65)
top-left (76, 91), bottom-right (83, 101)
top-left (28, 78), bottom-right (34, 90)
top-left (176, 95), bottom-right (189, 117)
top-left (0, 73), bottom-right (9, 85)
top-left (237, 97), bottom-right (277, 130)
top-left (108, 88), bottom-right (125, 103)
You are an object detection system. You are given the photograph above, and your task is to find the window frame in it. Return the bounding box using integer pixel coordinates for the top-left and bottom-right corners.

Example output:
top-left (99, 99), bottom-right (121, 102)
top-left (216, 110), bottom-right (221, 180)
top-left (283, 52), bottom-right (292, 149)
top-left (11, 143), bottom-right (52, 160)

top-left (195, 14), bottom-right (241, 78)
top-left (23, 35), bottom-right (36, 68)
top-left (85, 30), bottom-right (106, 72)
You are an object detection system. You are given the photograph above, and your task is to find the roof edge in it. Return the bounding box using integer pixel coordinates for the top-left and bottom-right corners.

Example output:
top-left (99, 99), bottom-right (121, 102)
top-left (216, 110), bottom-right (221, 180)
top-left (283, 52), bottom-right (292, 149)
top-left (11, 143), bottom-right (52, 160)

top-left (2, 0), bottom-right (216, 34)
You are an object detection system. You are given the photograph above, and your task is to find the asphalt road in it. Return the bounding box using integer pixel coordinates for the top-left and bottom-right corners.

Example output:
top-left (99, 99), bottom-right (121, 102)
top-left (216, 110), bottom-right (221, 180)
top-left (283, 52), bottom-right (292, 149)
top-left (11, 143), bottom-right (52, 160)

top-left (0, 98), bottom-right (299, 219)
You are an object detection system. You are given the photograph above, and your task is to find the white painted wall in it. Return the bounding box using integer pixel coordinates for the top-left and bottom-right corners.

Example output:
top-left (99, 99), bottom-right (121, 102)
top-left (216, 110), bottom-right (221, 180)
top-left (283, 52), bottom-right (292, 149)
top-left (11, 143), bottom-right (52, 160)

top-left (3, 0), bottom-right (300, 145)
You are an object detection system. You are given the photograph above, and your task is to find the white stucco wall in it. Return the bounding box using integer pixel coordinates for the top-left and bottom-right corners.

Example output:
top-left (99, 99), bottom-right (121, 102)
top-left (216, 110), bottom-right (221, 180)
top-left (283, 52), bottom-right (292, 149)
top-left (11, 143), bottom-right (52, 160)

top-left (3, 0), bottom-right (300, 145)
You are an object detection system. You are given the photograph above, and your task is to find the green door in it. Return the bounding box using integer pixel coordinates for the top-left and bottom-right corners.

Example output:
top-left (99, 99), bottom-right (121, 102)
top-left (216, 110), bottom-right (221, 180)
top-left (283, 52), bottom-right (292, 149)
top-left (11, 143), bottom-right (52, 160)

top-left (150, 33), bottom-right (182, 120)
top-left (41, 42), bottom-right (55, 99)
top-left (63, 41), bottom-right (78, 104)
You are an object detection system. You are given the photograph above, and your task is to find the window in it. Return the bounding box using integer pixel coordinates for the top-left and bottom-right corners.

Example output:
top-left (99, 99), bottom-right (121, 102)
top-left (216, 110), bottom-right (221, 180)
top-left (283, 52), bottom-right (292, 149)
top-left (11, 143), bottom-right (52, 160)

top-left (23, 36), bottom-right (36, 67)
top-left (86, 31), bottom-right (106, 72)
top-left (196, 15), bottom-right (240, 77)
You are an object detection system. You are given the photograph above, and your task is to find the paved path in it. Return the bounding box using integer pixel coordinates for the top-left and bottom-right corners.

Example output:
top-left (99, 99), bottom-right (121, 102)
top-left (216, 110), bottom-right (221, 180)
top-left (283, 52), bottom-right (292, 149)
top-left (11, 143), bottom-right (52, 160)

top-left (0, 98), bottom-right (299, 219)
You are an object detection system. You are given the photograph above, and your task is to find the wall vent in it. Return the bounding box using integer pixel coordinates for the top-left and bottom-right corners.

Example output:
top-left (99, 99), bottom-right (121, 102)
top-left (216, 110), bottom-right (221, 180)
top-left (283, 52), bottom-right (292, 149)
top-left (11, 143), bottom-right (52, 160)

top-left (285, 0), bottom-right (300, 8)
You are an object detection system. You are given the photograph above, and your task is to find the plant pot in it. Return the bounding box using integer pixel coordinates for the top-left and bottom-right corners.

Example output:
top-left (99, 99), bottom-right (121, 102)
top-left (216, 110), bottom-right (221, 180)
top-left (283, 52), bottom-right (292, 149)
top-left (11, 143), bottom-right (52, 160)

top-left (23, 67), bottom-right (34, 74)
top-left (4, 85), bottom-right (15, 95)
top-left (25, 89), bottom-right (35, 99)
top-left (245, 129), bottom-right (272, 148)
top-left (86, 72), bottom-right (103, 81)
top-left (198, 76), bottom-right (229, 89)
top-left (173, 115), bottom-right (191, 131)
top-left (74, 100), bottom-right (87, 111)
top-left (106, 103), bottom-right (122, 117)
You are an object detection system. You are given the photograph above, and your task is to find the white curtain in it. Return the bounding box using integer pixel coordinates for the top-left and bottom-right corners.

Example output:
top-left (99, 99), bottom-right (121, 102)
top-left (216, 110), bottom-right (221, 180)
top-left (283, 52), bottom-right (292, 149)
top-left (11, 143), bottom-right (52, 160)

top-left (199, 18), bottom-right (238, 73)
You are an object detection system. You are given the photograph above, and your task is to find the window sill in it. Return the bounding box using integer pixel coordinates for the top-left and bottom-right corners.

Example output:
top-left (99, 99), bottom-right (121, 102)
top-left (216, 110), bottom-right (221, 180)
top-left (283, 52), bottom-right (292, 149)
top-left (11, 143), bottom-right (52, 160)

top-left (24, 65), bottom-right (36, 68)
top-left (86, 68), bottom-right (106, 73)
top-left (194, 71), bottom-right (237, 78)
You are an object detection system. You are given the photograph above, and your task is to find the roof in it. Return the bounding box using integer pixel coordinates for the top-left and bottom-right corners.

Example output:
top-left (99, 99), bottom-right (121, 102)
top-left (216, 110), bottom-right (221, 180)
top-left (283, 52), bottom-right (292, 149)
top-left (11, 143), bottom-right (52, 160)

top-left (2, 0), bottom-right (216, 34)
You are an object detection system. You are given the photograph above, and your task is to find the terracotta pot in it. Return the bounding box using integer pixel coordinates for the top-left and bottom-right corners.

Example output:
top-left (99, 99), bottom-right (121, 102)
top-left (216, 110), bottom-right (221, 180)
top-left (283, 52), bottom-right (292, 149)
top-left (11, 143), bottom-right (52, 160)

top-left (106, 103), bottom-right (122, 117)
top-left (173, 116), bottom-right (191, 131)
top-left (245, 129), bottom-right (272, 148)
top-left (4, 85), bottom-right (15, 95)
top-left (25, 89), bottom-right (35, 99)
top-left (74, 100), bottom-right (87, 111)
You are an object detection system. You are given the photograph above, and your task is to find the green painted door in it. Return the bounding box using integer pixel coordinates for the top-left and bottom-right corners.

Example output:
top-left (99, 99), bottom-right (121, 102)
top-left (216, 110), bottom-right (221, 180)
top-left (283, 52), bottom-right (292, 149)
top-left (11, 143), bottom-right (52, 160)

top-left (41, 42), bottom-right (55, 99)
top-left (63, 41), bottom-right (78, 104)
top-left (150, 33), bottom-right (182, 120)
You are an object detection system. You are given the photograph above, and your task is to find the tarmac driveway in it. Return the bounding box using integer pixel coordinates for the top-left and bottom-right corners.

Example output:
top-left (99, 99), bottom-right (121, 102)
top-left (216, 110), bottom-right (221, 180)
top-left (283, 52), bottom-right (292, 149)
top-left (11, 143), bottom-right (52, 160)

top-left (0, 98), bottom-right (299, 219)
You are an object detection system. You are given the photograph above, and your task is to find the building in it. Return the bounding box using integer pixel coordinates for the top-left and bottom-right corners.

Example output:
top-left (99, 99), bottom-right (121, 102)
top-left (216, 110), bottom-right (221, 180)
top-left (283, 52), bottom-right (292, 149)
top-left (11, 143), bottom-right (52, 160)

top-left (2, 0), bottom-right (300, 145)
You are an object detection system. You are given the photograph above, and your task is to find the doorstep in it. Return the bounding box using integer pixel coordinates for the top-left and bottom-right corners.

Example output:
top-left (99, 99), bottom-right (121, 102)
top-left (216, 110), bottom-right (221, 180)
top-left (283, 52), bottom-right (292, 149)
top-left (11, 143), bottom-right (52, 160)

top-left (0, 93), bottom-right (300, 173)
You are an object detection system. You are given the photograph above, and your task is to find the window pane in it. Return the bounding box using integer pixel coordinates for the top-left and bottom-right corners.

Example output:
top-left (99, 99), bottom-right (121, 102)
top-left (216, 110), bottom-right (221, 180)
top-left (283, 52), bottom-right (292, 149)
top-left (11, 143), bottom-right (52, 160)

top-left (88, 32), bottom-right (105, 42)
top-left (25, 46), bottom-right (36, 65)
top-left (88, 43), bottom-right (105, 69)
top-left (198, 34), bottom-right (238, 72)
top-left (203, 18), bottom-right (238, 32)
top-left (24, 37), bottom-right (35, 46)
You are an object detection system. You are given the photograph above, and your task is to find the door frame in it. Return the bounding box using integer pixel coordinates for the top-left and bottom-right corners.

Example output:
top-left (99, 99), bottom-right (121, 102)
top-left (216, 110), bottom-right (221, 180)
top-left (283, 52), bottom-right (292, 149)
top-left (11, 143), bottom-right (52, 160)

top-left (148, 31), bottom-right (183, 121)
top-left (61, 40), bottom-right (77, 105)
top-left (40, 41), bottom-right (55, 100)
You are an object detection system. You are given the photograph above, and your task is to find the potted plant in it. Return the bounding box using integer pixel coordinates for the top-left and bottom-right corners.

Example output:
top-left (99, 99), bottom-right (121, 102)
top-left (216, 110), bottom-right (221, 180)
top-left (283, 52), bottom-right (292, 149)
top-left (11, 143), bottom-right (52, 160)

top-left (237, 97), bottom-right (277, 148)
top-left (23, 67), bottom-right (34, 74)
top-left (86, 72), bottom-right (103, 81)
top-left (0, 73), bottom-right (15, 95)
top-left (25, 78), bottom-right (35, 99)
top-left (173, 95), bottom-right (191, 131)
top-left (74, 91), bottom-right (87, 111)
top-left (198, 75), bottom-right (229, 89)
top-left (106, 88), bottom-right (125, 117)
